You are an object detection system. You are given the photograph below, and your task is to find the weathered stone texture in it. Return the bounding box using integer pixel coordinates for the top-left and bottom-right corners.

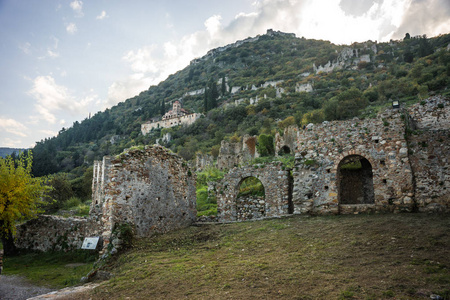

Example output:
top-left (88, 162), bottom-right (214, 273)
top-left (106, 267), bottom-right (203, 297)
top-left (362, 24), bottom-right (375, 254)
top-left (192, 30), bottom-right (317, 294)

top-left (275, 126), bottom-right (298, 156)
top-left (407, 96), bottom-right (450, 212)
top-left (236, 195), bottom-right (266, 220)
top-left (195, 152), bottom-right (214, 171)
top-left (92, 145), bottom-right (197, 251)
top-left (408, 96), bottom-right (449, 130)
top-left (217, 135), bottom-right (259, 170)
top-left (216, 164), bottom-right (291, 222)
top-left (15, 215), bottom-right (101, 252)
top-left (293, 109), bottom-right (415, 214)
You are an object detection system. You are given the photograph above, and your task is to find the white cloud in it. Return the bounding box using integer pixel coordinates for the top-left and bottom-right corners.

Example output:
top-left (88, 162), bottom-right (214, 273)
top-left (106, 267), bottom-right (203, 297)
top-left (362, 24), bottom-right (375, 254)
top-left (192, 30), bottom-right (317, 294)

top-left (96, 10), bottom-right (108, 20)
top-left (0, 118), bottom-right (28, 137)
top-left (106, 0), bottom-right (450, 105)
top-left (19, 42), bottom-right (31, 54)
top-left (205, 15), bottom-right (222, 37)
top-left (107, 74), bottom-right (153, 108)
top-left (2, 138), bottom-right (25, 148)
top-left (47, 49), bottom-right (59, 58)
top-left (70, 0), bottom-right (84, 17)
top-left (123, 45), bottom-right (160, 73)
top-left (66, 23), bottom-right (78, 34)
top-left (40, 129), bottom-right (58, 137)
top-left (28, 75), bottom-right (94, 124)
top-left (392, 0), bottom-right (450, 39)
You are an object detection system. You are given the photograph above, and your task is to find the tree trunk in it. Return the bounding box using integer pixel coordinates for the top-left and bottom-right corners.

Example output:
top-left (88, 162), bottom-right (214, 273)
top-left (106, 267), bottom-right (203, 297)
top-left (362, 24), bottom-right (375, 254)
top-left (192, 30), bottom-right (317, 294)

top-left (0, 220), bottom-right (17, 256)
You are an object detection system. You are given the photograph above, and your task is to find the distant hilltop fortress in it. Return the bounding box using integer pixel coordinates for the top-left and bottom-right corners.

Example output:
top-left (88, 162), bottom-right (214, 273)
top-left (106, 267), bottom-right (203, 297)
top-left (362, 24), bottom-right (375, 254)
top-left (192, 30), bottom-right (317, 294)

top-left (141, 100), bottom-right (202, 135)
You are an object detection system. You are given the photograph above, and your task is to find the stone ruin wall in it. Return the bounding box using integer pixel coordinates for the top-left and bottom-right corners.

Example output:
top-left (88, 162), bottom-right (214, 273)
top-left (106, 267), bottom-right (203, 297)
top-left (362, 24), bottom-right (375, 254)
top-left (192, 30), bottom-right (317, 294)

top-left (275, 126), bottom-right (298, 156)
top-left (292, 109), bottom-right (415, 214)
top-left (91, 145), bottom-right (197, 252)
top-left (213, 96), bottom-right (449, 221)
top-left (15, 215), bottom-right (101, 252)
top-left (195, 152), bottom-right (214, 171)
top-left (406, 96), bottom-right (449, 212)
top-left (217, 135), bottom-right (259, 170)
top-left (216, 163), bottom-right (291, 222)
top-left (13, 97), bottom-right (450, 252)
top-left (15, 145), bottom-right (197, 253)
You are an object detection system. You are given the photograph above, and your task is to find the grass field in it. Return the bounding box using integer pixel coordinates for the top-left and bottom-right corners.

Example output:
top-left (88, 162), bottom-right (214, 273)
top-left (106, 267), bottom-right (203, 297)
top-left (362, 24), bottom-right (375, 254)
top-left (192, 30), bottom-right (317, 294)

top-left (4, 213), bottom-right (450, 299)
top-left (85, 213), bottom-right (449, 299)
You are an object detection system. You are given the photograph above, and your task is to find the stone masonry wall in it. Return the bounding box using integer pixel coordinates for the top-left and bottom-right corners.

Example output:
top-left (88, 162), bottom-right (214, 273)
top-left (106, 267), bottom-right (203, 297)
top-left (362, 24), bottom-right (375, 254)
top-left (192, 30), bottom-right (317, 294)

top-left (217, 135), bottom-right (259, 170)
top-left (407, 96), bottom-right (450, 212)
top-left (293, 108), bottom-right (414, 214)
top-left (15, 215), bottom-right (101, 252)
top-left (275, 126), bottom-right (298, 156)
top-left (91, 145), bottom-right (197, 252)
top-left (216, 163), bottom-right (291, 222)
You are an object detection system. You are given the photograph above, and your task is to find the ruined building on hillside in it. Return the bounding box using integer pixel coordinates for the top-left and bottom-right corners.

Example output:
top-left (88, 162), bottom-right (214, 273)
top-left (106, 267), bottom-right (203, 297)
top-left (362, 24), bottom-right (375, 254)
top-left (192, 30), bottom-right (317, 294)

top-left (215, 96), bottom-right (449, 221)
top-left (141, 100), bottom-right (202, 135)
top-left (12, 96), bottom-right (449, 255)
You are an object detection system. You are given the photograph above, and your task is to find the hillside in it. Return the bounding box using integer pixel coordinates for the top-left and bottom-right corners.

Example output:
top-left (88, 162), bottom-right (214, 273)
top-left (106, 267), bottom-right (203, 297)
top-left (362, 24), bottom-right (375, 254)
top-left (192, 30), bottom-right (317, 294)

top-left (0, 147), bottom-right (26, 158)
top-left (30, 31), bottom-right (450, 181)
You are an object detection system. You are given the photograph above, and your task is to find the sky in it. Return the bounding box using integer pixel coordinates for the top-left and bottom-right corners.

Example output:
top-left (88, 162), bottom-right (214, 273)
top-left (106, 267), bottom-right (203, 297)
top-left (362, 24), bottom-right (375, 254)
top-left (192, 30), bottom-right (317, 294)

top-left (1, 0), bottom-right (449, 148)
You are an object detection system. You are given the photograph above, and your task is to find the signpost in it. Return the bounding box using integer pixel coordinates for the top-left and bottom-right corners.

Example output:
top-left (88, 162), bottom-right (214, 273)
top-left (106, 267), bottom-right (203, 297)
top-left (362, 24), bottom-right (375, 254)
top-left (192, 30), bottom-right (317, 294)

top-left (81, 237), bottom-right (100, 250)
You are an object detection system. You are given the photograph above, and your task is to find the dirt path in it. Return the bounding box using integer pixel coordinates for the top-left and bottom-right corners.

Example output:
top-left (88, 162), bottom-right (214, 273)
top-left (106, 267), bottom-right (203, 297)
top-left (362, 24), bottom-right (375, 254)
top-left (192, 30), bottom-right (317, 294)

top-left (0, 275), bottom-right (55, 300)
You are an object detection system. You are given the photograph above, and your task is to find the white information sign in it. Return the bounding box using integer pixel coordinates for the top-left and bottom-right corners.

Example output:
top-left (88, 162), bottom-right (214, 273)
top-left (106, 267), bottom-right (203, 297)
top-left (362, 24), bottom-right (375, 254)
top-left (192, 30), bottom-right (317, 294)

top-left (81, 237), bottom-right (100, 250)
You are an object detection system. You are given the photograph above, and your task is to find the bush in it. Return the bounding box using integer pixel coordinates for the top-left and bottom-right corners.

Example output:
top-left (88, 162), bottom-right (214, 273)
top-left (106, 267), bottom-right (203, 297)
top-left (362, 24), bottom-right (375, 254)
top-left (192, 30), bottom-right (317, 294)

top-left (63, 197), bottom-right (82, 210)
top-left (256, 134), bottom-right (274, 157)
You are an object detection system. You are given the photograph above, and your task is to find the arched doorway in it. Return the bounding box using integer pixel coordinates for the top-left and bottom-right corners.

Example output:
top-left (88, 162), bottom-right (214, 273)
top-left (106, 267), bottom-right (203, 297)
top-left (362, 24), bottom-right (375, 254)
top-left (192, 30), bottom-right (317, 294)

top-left (278, 145), bottom-right (291, 156)
top-left (236, 177), bottom-right (265, 220)
top-left (337, 155), bottom-right (375, 205)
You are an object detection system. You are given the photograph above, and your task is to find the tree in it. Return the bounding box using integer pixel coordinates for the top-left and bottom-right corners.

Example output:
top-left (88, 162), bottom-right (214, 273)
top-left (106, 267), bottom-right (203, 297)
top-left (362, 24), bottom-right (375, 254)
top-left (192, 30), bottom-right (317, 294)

top-left (0, 152), bottom-right (49, 256)
top-left (160, 100), bottom-right (166, 115)
top-left (324, 88), bottom-right (368, 121)
top-left (208, 79), bottom-right (219, 110)
top-left (221, 75), bottom-right (227, 96)
top-left (418, 35), bottom-right (433, 57)
top-left (204, 79), bottom-right (219, 112)
top-left (256, 134), bottom-right (274, 157)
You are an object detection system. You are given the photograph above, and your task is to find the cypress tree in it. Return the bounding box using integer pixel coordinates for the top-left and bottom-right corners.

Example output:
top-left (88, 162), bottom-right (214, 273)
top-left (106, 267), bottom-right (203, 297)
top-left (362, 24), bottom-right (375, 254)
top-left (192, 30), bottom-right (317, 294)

top-left (160, 100), bottom-right (165, 115)
top-left (209, 79), bottom-right (218, 110)
top-left (221, 75), bottom-right (226, 96)
top-left (203, 85), bottom-right (208, 112)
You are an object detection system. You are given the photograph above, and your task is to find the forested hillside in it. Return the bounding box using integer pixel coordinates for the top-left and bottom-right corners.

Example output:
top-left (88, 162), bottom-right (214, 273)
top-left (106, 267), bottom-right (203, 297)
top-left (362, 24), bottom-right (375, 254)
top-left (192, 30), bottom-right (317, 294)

top-left (30, 31), bottom-right (450, 193)
top-left (0, 148), bottom-right (26, 158)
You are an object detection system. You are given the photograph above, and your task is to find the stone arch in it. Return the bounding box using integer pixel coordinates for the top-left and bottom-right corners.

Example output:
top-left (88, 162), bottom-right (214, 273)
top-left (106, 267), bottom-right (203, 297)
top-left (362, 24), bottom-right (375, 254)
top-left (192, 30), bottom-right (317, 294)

top-left (337, 154), bottom-right (375, 205)
top-left (278, 145), bottom-right (291, 155)
top-left (216, 164), bottom-right (291, 222)
top-left (235, 176), bottom-right (266, 220)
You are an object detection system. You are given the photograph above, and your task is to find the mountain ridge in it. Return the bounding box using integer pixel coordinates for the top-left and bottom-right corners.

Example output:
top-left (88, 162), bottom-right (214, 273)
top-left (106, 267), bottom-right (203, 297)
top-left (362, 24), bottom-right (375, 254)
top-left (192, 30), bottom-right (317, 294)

top-left (25, 30), bottom-right (450, 179)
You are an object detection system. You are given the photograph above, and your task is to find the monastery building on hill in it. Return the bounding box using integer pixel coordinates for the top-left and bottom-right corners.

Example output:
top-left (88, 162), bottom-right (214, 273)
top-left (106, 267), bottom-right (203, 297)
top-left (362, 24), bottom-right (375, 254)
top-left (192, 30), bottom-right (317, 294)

top-left (141, 101), bottom-right (202, 135)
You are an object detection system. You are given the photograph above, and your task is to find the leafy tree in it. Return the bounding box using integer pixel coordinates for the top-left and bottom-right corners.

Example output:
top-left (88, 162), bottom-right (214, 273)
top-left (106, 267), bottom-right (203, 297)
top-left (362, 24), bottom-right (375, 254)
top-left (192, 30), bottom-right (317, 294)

top-left (418, 35), bottom-right (433, 57)
top-left (278, 116), bottom-right (296, 131)
top-left (324, 88), bottom-right (368, 120)
top-left (46, 173), bottom-right (74, 210)
top-left (256, 134), bottom-right (274, 157)
top-left (0, 152), bottom-right (49, 256)
top-left (404, 48), bottom-right (414, 63)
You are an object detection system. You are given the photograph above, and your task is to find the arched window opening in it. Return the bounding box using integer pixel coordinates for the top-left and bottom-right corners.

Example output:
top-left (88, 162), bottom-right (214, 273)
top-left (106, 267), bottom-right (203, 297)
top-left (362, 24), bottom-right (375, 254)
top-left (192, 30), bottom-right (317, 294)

top-left (278, 145), bottom-right (291, 156)
top-left (337, 155), bottom-right (375, 205)
top-left (236, 177), bottom-right (265, 220)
